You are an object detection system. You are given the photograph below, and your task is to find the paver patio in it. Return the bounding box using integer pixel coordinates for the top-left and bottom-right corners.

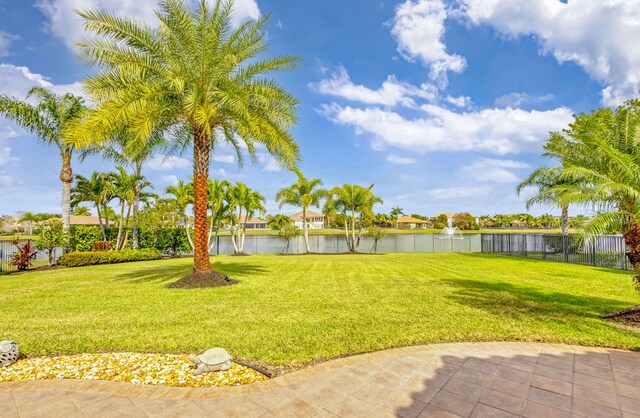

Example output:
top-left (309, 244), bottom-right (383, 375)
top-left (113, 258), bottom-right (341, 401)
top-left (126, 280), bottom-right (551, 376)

top-left (1, 342), bottom-right (639, 417)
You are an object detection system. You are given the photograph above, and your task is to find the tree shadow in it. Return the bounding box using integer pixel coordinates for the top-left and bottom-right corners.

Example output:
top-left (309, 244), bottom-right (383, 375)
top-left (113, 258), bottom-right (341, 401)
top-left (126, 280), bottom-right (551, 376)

top-left (392, 348), bottom-right (633, 417)
top-left (111, 261), bottom-right (270, 285)
top-left (441, 277), bottom-right (632, 321)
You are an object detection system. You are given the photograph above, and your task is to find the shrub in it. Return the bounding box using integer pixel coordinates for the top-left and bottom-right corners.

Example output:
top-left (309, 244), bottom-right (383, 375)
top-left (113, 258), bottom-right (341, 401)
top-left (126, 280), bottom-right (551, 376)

top-left (92, 241), bottom-right (114, 251)
top-left (69, 225), bottom-right (105, 252)
top-left (9, 240), bottom-right (37, 271)
top-left (366, 226), bottom-right (386, 253)
top-left (57, 249), bottom-right (162, 267)
top-left (35, 220), bottom-right (69, 266)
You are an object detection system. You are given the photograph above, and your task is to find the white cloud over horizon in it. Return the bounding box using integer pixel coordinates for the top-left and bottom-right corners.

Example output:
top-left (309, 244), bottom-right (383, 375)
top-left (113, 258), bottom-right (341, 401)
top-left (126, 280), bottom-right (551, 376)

top-left (321, 102), bottom-right (572, 155)
top-left (387, 154), bottom-right (417, 164)
top-left (462, 158), bottom-right (530, 183)
top-left (147, 156), bottom-right (191, 171)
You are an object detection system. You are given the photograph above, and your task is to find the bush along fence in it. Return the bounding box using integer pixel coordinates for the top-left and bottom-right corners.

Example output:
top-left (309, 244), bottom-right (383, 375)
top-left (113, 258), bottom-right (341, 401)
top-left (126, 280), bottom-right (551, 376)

top-left (0, 239), bottom-right (63, 273)
top-left (481, 233), bottom-right (630, 270)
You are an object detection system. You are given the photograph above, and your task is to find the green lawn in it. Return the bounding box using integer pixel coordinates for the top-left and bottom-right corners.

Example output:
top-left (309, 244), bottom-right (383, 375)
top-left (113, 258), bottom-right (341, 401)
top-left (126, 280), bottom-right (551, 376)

top-left (2, 253), bottom-right (639, 366)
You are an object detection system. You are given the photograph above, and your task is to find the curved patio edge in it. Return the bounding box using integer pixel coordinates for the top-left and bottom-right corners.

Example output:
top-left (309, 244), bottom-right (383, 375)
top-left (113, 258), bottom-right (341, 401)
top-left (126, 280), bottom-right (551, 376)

top-left (0, 341), bottom-right (634, 401)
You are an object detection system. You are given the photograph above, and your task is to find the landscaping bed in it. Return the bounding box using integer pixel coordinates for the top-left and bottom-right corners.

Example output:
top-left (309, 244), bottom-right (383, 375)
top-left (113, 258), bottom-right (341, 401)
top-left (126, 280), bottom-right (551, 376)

top-left (0, 353), bottom-right (268, 387)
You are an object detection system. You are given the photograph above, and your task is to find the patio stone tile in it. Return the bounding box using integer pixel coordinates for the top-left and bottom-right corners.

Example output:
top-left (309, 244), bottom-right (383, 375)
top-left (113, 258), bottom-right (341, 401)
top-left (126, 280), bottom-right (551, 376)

top-left (72, 393), bottom-right (147, 418)
top-left (494, 365), bottom-right (532, 384)
top-left (384, 394), bottom-right (428, 418)
top-left (537, 354), bottom-right (573, 372)
top-left (470, 403), bottom-right (518, 418)
top-left (571, 399), bottom-right (622, 418)
top-left (617, 382), bottom-right (640, 401)
top-left (619, 396), bottom-right (640, 414)
top-left (574, 363), bottom-right (614, 380)
top-left (534, 363), bottom-right (573, 383)
top-left (0, 392), bottom-right (17, 416)
top-left (132, 398), bottom-right (209, 417)
top-left (366, 369), bottom-right (410, 388)
top-left (441, 378), bottom-right (485, 401)
top-left (249, 388), bottom-right (296, 410)
top-left (487, 376), bottom-right (530, 399)
top-left (461, 358), bottom-right (499, 376)
top-left (344, 380), bottom-right (394, 405)
top-left (615, 370), bottom-right (640, 387)
top-left (521, 400), bottom-right (571, 418)
top-left (530, 374), bottom-right (573, 397)
top-left (574, 371), bottom-right (617, 393)
top-left (573, 384), bottom-right (620, 409)
top-left (418, 404), bottom-right (462, 417)
top-left (12, 391), bottom-right (78, 417)
top-left (452, 367), bottom-right (492, 387)
top-left (267, 396), bottom-right (322, 417)
top-left (195, 396), bottom-right (268, 417)
top-left (527, 387), bottom-right (572, 412)
top-left (478, 388), bottom-right (524, 415)
top-left (430, 390), bottom-right (477, 418)
top-left (500, 358), bottom-right (536, 374)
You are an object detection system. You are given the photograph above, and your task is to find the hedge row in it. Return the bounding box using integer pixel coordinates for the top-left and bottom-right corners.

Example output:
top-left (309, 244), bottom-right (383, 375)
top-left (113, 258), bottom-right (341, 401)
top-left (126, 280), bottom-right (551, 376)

top-left (57, 249), bottom-right (162, 267)
top-left (70, 226), bottom-right (191, 255)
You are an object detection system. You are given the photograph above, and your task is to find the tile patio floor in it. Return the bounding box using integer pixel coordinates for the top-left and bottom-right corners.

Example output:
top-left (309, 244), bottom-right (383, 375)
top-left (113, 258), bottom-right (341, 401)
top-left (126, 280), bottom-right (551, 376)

top-left (1, 342), bottom-right (639, 417)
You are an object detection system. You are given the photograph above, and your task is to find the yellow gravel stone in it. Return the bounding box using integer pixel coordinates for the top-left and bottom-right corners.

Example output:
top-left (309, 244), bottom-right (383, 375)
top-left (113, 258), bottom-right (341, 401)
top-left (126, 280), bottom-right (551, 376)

top-left (0, 353), bottom-right (268, 387)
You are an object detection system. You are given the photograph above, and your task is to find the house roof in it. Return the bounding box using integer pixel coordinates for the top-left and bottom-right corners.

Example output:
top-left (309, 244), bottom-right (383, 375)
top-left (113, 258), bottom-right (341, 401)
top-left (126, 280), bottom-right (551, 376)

top-left (53, 216), bottom-right (106, 226)
top-left (397, 215), bottom-right (429, 224)
top-left (239, 216), bottom-right (266, 224)
top-left (290, 210), bottom-right (324, 220)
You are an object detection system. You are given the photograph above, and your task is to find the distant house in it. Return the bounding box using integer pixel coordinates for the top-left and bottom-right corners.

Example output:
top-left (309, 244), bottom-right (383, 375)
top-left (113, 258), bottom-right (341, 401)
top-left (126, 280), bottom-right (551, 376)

top-left (223, 216), bottom-right (267, 230)
top-left (397, 215), bottom-right (429, 229)
top-left (290, 210), bottom-right (324, 230)
top-left (53, 216), bottom-right (109, 226)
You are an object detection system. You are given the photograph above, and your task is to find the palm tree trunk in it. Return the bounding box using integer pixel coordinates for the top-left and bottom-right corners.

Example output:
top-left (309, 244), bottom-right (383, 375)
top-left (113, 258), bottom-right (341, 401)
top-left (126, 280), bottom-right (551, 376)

top-left (116, 201), bottom-right (125, 250)
top-left (60, 150), bottom-right (73, 234)
top-left (132, 161), bottom-right (142, 250)
top-left (623, 221), bottom-right (640, 291)
top-left (236, 207), bottom-right (243, 254)
top-left (96, 205), bottom-right (107, 241)
top-left (350, 211), bottom-right (357, 253)
top-left (192, 128), bottom-right (211, 273)
top-left (561, 205), bottom-right (569, 236)
top-left (303, 206), bottom-right (310, 253)
top-left (343, 216), bottom-right (350, 252)
top-left (119, 204), bottom-right (132, 250)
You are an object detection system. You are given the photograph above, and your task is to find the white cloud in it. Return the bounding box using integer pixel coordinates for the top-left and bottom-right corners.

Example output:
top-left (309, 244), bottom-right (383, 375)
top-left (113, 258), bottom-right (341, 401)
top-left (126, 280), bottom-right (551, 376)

top-left (160, 175), bottom-right (179, 186)
top-left (212, 154), bottom-right (234, 164)
top-left (459, 0), bottom-right (640, 105)
top-left (257, 153), bottom-right (282, 172)
top-left (212, 168), bottom-right (230, 177)
top-left (322, 102), bottom-right (572, 155)
top-left (391, 0), bottom-right (466, 86)
top-left (387, 154), bottom-right (417, 164)
top-left (0, 64), bottom-right (85, 100)
top-left (309, 66), bottom-right (437, 107)
top-left (445, 95), bottom-right (472, 108)
top-left (494, 92), bottom-right (554, 108)
top-left (37, 0), bottom-right (260, 50)
top-left (147, 156), bottom-right (191, 171)
top-left (0, 31), bottom-right (19, 57)
top-left (462, 158), bottom-right (529, 183)
top-left (0, 146), bottom-right (17, 166)
top-left (428, 186), bottom-right (491, 200)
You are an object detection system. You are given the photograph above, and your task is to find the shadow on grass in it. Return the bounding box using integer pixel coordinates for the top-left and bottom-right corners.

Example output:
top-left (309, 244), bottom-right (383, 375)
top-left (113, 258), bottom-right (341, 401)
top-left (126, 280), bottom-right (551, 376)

top-left (112, 262), bottom-right (270, 285)
top-left (442, 278), bottom-right (632, 321)
top-left (459, 252), bottom-right (633, 275)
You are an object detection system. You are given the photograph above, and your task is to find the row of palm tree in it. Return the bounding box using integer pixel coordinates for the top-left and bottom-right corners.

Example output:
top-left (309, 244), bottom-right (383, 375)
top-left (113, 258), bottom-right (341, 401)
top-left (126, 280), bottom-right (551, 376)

top-left (0, 0), bottom-right (300, 277)
top-left (521, 99), bottom-right (640, 291)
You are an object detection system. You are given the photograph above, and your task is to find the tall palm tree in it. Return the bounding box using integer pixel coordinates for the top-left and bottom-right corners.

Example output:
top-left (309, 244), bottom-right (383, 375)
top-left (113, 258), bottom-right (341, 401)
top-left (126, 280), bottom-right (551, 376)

top-left (207, 179), bottom-right (231, 252)
top-left (275, 169), bottom-right (326, 253)
top-left (84, 132), bottom-right (167, 249)
top-left (516, 167), bottom-right (573, 235)
top-left (18, 212), bottom-right (38, 235)
top-left (542, 100), bottom-right (640, 289)
top-left (109, 166), bottom-right (153, 250)
top-left (0, 87), bottom-right (85, 232)
top-left (165, 180), bottom-right (194, 251)
top-left (72, 206), bottom-right (92, 216)
top-left (71, 171), bottom-right (115, 241)
top-left (328, 184), bottom-right (383, 253)
top-left (70, 0), bottom-right (299, 275)
top-left (389, 206), bottom-right (404, 228)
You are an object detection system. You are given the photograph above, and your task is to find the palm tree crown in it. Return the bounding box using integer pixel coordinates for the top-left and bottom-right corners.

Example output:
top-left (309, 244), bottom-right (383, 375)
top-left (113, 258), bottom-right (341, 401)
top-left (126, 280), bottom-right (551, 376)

top-left (71, 0), bottom-right (300, 273)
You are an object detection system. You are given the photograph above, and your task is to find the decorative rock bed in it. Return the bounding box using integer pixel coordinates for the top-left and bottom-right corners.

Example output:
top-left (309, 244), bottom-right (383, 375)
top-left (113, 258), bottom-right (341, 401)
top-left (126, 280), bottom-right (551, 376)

top-left (0, 353), bottom-right (268, 388)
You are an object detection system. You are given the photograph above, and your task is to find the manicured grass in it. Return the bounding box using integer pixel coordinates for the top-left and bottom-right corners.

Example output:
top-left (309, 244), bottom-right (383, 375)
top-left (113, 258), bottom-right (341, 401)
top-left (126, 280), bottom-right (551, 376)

top-left (2, 253), bottom-right (639, 366)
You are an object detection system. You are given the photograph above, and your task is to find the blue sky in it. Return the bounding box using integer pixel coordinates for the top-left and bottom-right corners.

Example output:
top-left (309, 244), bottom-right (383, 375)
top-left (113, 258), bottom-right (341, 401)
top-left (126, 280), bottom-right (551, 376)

top-left (1, 0), bottom-right (639, 217)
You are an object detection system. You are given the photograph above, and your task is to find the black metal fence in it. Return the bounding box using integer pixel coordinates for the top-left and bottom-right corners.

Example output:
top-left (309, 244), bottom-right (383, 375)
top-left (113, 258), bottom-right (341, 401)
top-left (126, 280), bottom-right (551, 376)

top-left (481, 233), bottom-right (630, 270)
top-left (0, 240), bottom-right (62, 273)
